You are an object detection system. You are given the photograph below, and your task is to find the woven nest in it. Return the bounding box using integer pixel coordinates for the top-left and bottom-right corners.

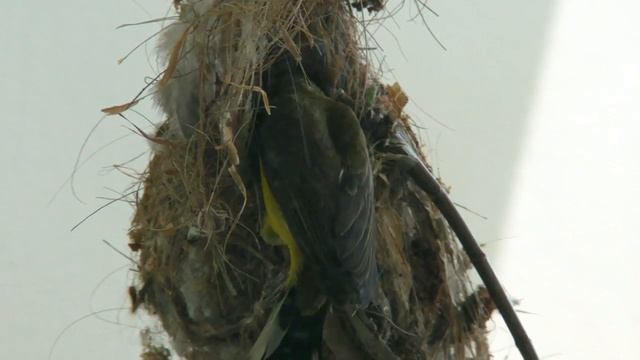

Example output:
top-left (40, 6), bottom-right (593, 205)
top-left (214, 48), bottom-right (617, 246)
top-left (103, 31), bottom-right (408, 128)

top-left (118, 1), bottom-right (494, 359)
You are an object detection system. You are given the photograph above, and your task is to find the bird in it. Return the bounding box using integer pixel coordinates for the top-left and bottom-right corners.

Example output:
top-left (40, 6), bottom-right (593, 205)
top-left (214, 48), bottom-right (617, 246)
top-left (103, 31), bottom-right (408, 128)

top-left (248, 57), bottom-right (378, 360)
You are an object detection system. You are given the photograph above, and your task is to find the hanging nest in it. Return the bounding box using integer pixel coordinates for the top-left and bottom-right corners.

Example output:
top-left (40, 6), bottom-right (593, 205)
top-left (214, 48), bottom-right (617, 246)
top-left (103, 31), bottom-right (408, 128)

top-left (120, 0), bottom-right (495, 358)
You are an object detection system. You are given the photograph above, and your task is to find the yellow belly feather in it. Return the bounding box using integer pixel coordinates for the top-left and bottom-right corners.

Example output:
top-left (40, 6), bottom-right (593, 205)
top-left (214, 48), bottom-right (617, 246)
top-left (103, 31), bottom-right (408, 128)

top-left (260, 163), bottom-right (303, 286)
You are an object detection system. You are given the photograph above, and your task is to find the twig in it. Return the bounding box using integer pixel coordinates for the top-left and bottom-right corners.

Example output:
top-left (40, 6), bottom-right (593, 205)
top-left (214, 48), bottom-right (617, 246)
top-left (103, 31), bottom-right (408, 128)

top-left (381, 116), bottom-right (536, 357)
top-left (399, 150), bottom-right (539, 360)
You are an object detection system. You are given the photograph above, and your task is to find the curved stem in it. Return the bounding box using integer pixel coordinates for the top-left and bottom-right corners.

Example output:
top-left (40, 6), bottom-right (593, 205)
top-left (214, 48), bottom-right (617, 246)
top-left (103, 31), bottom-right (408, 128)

top-left (407, 160), bottom-right (539, 360)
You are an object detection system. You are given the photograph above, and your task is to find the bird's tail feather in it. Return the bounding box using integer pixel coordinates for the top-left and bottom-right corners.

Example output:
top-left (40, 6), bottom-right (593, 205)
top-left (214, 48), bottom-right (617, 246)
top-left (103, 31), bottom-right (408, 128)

top-left (249, 289), bottom-right (328, 360)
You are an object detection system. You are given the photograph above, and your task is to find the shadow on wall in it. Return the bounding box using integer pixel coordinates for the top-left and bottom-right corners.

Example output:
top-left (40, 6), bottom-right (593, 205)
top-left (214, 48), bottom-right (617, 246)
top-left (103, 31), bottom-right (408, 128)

top-left (375, 0), bottom-right (556, 264)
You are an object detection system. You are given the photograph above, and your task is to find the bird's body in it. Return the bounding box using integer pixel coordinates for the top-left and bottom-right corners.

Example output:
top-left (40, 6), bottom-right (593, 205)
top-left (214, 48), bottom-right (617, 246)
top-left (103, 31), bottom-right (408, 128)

top-left (249, 62), bottom-right (377, 359)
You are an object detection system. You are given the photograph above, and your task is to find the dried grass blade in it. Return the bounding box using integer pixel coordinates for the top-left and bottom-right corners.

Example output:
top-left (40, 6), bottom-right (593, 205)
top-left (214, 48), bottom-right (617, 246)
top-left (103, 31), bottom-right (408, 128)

top-left (101, 100), bottom-right (140, 115)
top-left (159, 24), bottom-right (194, 87)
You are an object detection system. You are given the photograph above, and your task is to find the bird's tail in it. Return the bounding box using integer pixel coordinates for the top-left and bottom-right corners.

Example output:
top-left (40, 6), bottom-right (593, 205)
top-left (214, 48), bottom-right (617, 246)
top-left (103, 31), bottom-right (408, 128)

top-left (249, 288), bottom-right (328, 360)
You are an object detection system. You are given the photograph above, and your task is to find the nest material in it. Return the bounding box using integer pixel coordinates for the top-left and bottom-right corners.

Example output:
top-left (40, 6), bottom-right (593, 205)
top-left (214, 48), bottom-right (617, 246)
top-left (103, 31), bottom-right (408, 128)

top-left (124, 1), bottom-right (493, 358)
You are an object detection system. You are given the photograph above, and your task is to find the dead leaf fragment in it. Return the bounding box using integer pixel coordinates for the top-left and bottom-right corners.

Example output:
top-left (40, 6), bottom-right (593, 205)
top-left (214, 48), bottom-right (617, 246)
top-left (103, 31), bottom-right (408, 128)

top-left (386, 82), bottom-right (409, 116)
top-left (101, 100), bottom-right (139, 115)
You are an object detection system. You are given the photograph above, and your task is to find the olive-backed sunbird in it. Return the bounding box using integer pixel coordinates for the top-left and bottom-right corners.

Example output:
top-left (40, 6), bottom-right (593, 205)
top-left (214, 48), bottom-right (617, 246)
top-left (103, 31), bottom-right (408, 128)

top-left (248, 59), bottom-right (378, 360)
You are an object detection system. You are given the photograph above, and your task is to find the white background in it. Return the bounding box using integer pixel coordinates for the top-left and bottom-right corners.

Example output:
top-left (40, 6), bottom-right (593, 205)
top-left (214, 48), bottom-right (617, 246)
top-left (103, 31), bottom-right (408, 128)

top-left (2, 1), bottom-right (639, 359)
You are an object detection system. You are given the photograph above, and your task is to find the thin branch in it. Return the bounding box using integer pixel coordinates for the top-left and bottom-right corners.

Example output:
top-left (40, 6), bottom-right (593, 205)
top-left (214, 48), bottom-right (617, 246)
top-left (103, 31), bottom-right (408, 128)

top-left (382, 121), bottom-right (536, 357)
top-left (399, 150), bottom-right (539, 360)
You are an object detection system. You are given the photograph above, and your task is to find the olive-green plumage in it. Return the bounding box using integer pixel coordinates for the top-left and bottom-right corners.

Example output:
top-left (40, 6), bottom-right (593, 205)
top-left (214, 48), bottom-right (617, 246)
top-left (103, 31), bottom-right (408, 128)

top-left (249, 61), bottom-right (377, 360)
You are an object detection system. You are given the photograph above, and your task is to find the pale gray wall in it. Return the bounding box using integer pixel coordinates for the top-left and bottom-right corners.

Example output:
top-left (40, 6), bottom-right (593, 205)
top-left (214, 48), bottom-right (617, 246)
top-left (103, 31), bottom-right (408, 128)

top-left (1, 1), bottom-right (167, 359)
top-left (375, 0), bottom-right (555, 260)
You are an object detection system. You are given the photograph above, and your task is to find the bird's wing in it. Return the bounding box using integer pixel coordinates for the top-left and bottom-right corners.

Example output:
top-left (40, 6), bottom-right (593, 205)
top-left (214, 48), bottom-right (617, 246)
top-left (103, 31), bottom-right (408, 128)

top-left (258, 78), bottom-right (377, 305)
